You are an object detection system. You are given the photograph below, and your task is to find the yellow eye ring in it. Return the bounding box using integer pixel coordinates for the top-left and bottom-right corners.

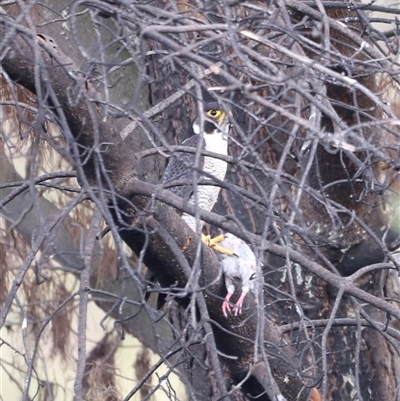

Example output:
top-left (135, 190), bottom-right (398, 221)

top-left (207, 109), bottom-right (223, 119)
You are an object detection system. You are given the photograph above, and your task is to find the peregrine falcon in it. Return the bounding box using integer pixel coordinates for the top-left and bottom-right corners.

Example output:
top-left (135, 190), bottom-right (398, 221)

top-left (162, 98), bottom-right (233, 254)
top-left (161, 99), bottom-right (259, 316)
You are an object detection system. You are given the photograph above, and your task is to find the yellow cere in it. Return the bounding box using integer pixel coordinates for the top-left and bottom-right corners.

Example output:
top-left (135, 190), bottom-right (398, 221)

top-left (207, 109), bottom-right (225, 120)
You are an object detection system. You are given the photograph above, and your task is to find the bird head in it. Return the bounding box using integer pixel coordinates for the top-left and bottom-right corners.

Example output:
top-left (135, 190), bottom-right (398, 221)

top-left (192, 101), bottom-right (231, 139)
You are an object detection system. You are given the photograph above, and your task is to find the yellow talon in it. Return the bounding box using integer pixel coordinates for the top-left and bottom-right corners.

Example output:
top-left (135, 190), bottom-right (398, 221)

top-left (201, 234), bottom-right (234, 256)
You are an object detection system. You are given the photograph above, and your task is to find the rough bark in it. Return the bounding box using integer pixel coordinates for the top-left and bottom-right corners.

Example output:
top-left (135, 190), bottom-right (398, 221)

top-left (1, 1), bottom-right (400, 400)
top-left (0, 9), bottom-right (314, 401)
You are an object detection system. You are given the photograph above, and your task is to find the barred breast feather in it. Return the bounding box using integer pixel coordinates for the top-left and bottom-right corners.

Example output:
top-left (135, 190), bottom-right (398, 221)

top-left (162, 131), bottom-right (228, 231)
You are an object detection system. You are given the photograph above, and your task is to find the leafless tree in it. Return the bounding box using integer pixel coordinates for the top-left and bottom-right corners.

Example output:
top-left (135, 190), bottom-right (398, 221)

top-left (1, 1), bottom-right (400, 400)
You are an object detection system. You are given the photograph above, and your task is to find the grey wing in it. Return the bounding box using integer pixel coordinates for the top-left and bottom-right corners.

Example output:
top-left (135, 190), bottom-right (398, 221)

top-left (161, 135), bottom-right (204, 200)
top-left (218, 233), bottom-right (256, 281)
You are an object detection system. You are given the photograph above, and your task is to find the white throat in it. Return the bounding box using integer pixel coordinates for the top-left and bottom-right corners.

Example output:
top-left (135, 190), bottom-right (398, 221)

top-left (204, 129), bottom-right (228, 154)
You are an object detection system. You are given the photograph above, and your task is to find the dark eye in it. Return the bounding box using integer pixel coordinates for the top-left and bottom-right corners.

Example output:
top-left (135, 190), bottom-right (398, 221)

top-left (207, 109), bottom-right (223, 118)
